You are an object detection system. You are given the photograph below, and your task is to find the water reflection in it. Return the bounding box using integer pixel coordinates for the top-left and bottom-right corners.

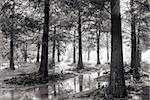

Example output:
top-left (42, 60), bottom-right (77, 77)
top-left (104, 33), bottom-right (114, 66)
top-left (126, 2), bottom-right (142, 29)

top-left (79, 75), bottom-right (83, 92)
top-left (88, 73), bottom-right (91, 89)
top-left (39, 85), bottom-right (48, 100)
top-left (74, 77), bottom-right (77, 93)
top-left (10, 90), bottom-right (14, 100)
top-left (1, 71), bottom-right (101, 100)
top-left (53, 84), bottom-right (57, 96)
top-left (97, 72), bottom-right (101, 88)
top-left (142, 86), bottom-right (150, 100)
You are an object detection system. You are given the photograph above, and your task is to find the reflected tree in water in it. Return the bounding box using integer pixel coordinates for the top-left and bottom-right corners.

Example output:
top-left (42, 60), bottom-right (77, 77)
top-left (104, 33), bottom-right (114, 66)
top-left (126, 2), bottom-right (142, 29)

top-left (39, 85), bottom-right (49, 100)
top-left (79, 75), bottom-right (83, 92)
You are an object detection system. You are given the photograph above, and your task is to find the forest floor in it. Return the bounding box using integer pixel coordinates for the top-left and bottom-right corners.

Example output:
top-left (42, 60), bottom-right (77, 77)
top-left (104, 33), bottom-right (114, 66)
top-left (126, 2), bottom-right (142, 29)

top-left (0, 61), bottom-right (149, 100)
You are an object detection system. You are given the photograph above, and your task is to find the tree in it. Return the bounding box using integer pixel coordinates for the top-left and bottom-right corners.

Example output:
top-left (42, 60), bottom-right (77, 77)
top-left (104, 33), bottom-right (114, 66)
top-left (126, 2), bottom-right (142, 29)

top-left (60, 0), bottom-right (89, 69)
top-left (0, 0), bottom-right (43, 68)
top-left (109, 0), bottom-right (127, 97)
top-left (10, 0), bottom-right (15, 70)
top-left (73, 31), bottom-right (76, 63)
top-left (36, 41), bottom-right (40, 63)
top-left (0, 0), bottom-right (17, 70)
top-left (130, 0), bottom-right (140, 80)
top-left (52, 26), bottom-right (56, 67)
top-left (106, 32), bottom-right (110, 63)
top-left (57, 40), bottom-right (60, 62)
top-left (77, 10), bottom-right (84, 69)
top-left (38, 0), bottom-right (49, 78)
top-left (23, 42), bottom-right (28, 62)
top-left (96, 24), bottom-right (101, 64)
top-left (83, 31), bottom-right (95, 61)
top-left (82, 2), bottom-right (110, 64)
top-left (127, 0), bottom-right (150, 80)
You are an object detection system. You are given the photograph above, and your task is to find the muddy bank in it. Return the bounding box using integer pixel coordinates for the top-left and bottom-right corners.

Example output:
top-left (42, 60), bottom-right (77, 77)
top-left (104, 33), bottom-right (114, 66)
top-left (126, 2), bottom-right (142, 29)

top-left (4, 72), bottom-right (77, 86)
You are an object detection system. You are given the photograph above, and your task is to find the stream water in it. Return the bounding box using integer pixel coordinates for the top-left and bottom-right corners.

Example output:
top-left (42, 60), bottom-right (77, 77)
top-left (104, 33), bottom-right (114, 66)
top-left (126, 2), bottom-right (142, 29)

top-left (0, 63), bottom-right (149, 100)
top-left (0, 71), bottom-right (109, 100)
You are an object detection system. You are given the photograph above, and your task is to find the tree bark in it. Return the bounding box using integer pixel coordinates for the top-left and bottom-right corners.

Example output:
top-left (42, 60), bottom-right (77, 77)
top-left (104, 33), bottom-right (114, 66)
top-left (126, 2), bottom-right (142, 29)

top-left (24, 42), bottom-right (27, 62)
top-left (97, 29), bottom-right (101, 64)
top-left (109, 0), bottom-right (127, 97)
top-left (36, 41), bottom-right (40, 63)
top-left (106, 32), bottom-right (109, 62)
top-left (57, 40), bottom-right (60, 62)
top-left (87, 49), bottom-right (90, 61)
top-left (131, 13), bottom-right (137, 75)
top-left (137, 32), bottom-right (141, 68)
top-left (137, 24), bottom-right (141, 68)
top-left (52, 26), bottom-right (56, 66)
top-left (10, 0), bottom-right (15, 70)
top-left (130, 0), bottom-right (140, 80)
top-left (10, 30), bottom-right (15, 70)
top-left (10, 32), bottom-right (15, 70)
top-left (77, 10), bottom-right (84, 69)
top-left (73, 31), bottom-right (76, 63)
top-left (38, 0), bottom-right (49, 78)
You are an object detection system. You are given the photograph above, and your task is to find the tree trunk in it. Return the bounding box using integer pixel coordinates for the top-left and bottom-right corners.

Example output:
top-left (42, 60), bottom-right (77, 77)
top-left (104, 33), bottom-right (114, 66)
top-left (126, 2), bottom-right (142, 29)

top-left (52, 26), bottom-right (56, 66)
top-left (57, 40), bottom-right (60, 62)
top-left (137, 24), bottom-right (141, 68)
top-left (10, 1), bottom-right (15, 70)
top-left (73, 31), bottom-right (76, 63)
top-left (97, 29), bottom-right (101, 65)
top-left (136, 33), bottom-right (141, 68)
top-left (10, 31), bottom-right (15, 70)
top-left (24, 42), bottom-right (27, 62)
top-left (87, 49), bottom-right (90, 61)
top-left (38, 0), bottom-right (49, 78)
top-left (109, 0), bottom-right (127, 98)
top-left (131, 13), bottom-right (137, 75)
top-left (77, 10), bottom-right (84, 69)
top-left (36, 41), bottom-right (40, 63)
top-left (106, 32), bottom-right (109, 62)
top-left (130, 0), bottom-right (140, 80)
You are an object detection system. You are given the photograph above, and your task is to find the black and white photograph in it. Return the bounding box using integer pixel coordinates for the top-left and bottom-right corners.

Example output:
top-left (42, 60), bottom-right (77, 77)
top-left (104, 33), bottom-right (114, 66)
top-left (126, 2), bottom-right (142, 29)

top-left (0, 0), bottom-right (150, 100)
